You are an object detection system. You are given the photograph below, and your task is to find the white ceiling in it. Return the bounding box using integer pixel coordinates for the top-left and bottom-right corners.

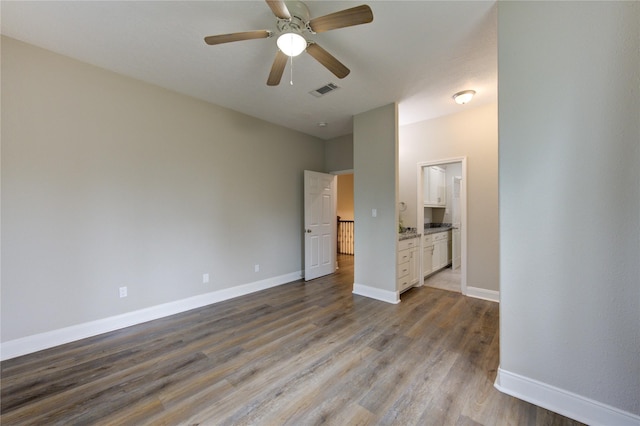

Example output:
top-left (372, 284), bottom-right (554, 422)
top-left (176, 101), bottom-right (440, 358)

top-left (1, 1), bottom-right (497, 140)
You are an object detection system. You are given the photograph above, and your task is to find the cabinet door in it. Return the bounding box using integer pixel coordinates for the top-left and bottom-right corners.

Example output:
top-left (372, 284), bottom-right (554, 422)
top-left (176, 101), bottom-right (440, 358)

top-left (438, 240), bottom-right (448, 268)
top-left (429, 167), bottom-right (440, 205)
top-left (423, 171), bottom-right (431, 205)
top-left (423, 244), bottom-right (433, 277)
top-left (432, 242), bottom-right (441, 272)
top-left (425, 166), bottom-right (447, 207)
top-left (437, 168), bottom-right (446, 206)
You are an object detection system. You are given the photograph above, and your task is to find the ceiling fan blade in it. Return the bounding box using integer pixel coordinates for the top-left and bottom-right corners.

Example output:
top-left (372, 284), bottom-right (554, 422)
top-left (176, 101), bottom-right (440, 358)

top-left (204, 30), bottom-right (271, 46)
top-left (309, 5), bottom-right (373, 33)
top-left (265, 0), bottom-right (290, 19)
top-left (306, 43), bottom-right (350, 79)
top-left (267, 50), bottom-right (288, 86)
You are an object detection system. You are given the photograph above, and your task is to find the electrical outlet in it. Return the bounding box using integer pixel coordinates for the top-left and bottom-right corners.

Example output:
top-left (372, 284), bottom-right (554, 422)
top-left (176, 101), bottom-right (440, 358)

top-left (254, 264), bottom-right (260, 272)
top-left (203, 273), bottom-right (209, 284)
top-left (119, 286), bottom-right (127, 298)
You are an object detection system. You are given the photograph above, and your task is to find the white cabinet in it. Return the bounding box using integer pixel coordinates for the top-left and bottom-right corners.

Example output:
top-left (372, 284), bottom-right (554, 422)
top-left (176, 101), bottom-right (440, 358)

top-left (398, 237), bottom-right (419, 292)
top-left (423, 166), bottom-right (446, 207)
top-left (409, 247), bottom-right (419, 287)
top-left (439, 238), bottom-right (449, 268)
top-left (424, 230), bottom-right (451, 276)
top-left (432, 239), bottom-right (441, 272)
top-left (435, 231), bottom-right (450, 270)
top-left (423, 235), bottom-right (434, 277)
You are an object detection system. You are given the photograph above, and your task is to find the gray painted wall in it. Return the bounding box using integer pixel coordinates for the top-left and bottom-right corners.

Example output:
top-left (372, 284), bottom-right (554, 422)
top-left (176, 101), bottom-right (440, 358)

top-left (400, 103), bottom-right (499, 291)
top-left (498, 1), bottom-right (639, 417)
top-left (353, 103), bottom-right (398, 294)
top-left (1, 37), bottom-right (325, 342)
top-left (324, 133), bottom-right (353, 173)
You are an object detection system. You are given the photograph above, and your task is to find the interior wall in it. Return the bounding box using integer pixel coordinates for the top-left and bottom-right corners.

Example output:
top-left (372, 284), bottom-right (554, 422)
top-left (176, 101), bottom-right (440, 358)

top-left (1, 37), bottom-right (325, 343)
top-left (336, 174), bottom-right (354, 221)
top-left (498, 1), bottom-right (639, 420)
top-left (353, 103), bottom-right (398, 300)
top-left (324, 133), bottom-right (353, 173)
top-left (399, 102), bottom-right (498, 292)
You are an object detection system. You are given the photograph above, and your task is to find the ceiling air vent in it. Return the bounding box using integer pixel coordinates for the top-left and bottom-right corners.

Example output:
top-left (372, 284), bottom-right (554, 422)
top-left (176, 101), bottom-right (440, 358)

top-left (309, 83), bottom-right (340, 98)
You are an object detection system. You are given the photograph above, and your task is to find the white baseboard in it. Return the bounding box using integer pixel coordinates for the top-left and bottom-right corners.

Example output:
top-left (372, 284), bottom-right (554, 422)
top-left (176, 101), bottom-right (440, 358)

top-left (495, 367), bottom-right (640, 426)
top-left (465, 286), bottom-right (500, 303)
top-left (0, 271), bottom-right (302, 361)
top-left (352, 283), bottom-right (400, 304)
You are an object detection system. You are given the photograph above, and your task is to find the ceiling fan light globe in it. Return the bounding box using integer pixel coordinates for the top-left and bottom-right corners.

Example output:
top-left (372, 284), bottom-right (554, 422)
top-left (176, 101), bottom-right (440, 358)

top-left (277, 32), bottom-right (307, 57)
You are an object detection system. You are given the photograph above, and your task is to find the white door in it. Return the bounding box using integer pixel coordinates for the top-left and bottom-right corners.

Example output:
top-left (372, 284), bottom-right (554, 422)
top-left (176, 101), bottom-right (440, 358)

top-left (452, 228), bottom-right (461, 270)
top-left (452, 176), bottom-right (462, 270)
top-left (304, 170), bottom-right (337, 281)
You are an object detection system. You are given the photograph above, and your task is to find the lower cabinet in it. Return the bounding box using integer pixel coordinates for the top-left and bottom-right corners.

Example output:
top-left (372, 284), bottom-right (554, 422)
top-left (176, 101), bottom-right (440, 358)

top-left (398, 237), bottom-right (419, 292)
top-left (424, 230), bottom-right (452, 276)
top-left (402, 231), bottom-right (452, 289)
top-left (423, 235), bottom-right (434, 277)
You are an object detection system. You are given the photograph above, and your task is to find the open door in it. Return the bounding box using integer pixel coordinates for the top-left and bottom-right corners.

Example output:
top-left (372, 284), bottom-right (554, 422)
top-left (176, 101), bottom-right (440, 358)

top-left (452, 176), bottom-right (462, 270)
top-left (304, 170), bottom-right (337, 281)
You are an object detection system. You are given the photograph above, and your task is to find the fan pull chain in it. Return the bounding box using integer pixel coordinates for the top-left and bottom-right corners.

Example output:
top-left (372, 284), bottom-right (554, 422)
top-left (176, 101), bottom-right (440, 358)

top-left (290, 55), bottom-right (294, 85)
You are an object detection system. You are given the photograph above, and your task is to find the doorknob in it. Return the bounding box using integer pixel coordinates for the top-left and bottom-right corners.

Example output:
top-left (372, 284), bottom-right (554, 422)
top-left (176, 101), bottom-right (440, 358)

top-left (306, 229), bottom-right (312, 233)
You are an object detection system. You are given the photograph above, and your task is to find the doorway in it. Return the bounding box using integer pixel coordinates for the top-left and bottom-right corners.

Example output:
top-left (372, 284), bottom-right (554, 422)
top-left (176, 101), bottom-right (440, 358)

top-left (336, 172), bottom-right (354, 268)
top-left (418, 159), bottom-right (467, 295)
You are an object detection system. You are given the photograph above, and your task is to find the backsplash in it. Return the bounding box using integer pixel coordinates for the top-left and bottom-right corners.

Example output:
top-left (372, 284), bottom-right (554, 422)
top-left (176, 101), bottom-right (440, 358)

top-left (424, 206), bottom-right (445, 224)
top-left (424, 223), bottom-right (452, 229)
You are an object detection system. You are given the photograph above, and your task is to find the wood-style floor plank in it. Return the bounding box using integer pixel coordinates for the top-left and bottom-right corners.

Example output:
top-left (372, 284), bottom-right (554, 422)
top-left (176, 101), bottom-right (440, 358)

top-left (1, 255), bottom-right (583, 425)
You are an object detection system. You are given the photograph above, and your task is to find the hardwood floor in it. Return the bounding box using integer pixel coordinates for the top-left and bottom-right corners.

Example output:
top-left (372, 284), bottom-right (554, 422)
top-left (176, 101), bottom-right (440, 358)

top-left (1, 254), bottom-right (583, 425)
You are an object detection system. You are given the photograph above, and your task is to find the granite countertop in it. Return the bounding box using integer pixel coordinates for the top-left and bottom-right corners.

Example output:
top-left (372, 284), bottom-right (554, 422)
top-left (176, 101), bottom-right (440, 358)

top-left (399, 224), bottom-right (457, 240)
top-left (398, 228), bottom-right (421, 241)
top-left (423, 223), bottom-right (455, 235)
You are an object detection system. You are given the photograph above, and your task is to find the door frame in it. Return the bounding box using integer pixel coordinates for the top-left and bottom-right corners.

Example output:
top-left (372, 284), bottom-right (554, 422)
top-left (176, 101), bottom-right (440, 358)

top-left (329, 169), bottom-right (354, 267)
top-left (417, 157), bottom-right (467, 295)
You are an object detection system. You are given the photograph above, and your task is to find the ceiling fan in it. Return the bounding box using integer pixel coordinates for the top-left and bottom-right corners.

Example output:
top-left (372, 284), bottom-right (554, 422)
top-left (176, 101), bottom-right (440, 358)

top-left (204, 0), bottom-right (373, 86)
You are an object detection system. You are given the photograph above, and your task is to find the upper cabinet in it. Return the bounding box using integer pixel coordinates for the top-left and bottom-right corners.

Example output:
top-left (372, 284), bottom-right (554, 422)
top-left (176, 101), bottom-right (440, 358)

top-left (423, 166), bottom-right (446, 207)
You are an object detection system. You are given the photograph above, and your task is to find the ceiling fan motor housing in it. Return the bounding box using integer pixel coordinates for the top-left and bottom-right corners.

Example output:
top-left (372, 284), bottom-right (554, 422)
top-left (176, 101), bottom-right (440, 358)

top-left (278, 1), bottom-right (313, 35)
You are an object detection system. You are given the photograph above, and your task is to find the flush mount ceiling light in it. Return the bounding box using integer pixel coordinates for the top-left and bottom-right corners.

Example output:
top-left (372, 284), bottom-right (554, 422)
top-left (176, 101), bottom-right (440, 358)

top-left (276, 32), bottom-right (307, 57)
top-left (453, 90), bottom-right (476, 105)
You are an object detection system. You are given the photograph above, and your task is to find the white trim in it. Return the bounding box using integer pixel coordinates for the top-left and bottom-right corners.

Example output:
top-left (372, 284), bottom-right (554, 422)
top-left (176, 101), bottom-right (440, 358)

top-left (0, 271), bottom-right (302, 361)
top-left (465, 286), bottom-right (500, 303)
top-left (352, 283), bottom-right (400, 304)
top-left (495, 367), bottom-right (640, 426)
